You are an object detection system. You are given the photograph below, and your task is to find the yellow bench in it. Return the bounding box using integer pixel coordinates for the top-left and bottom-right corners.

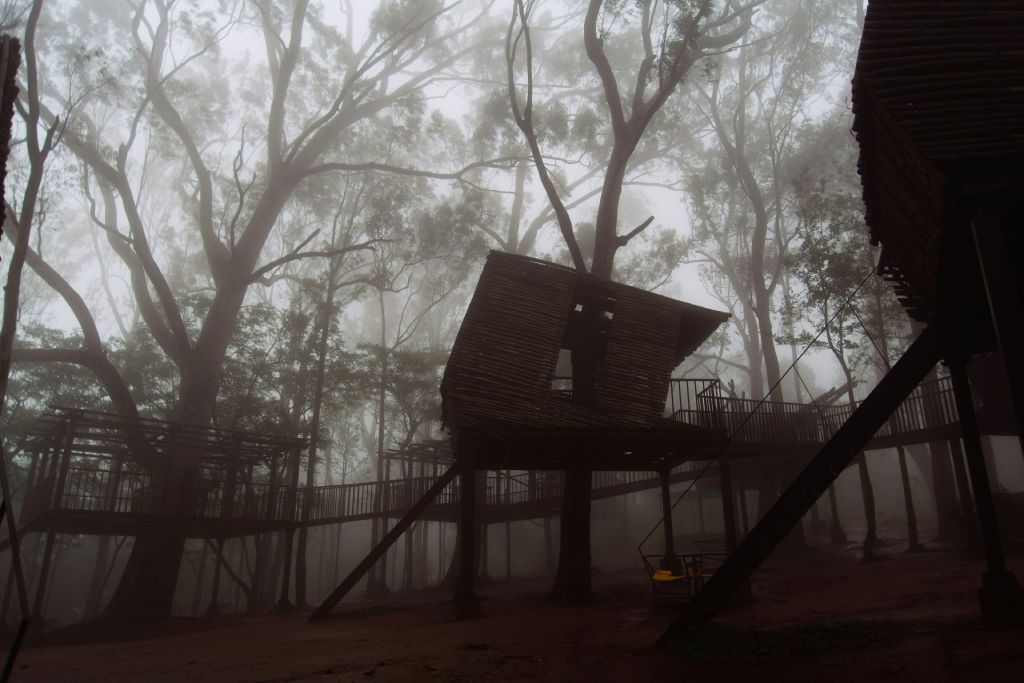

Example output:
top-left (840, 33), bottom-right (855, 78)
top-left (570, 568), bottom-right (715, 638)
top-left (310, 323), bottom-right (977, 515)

top-left (644, 555), bottom-right (715, 602)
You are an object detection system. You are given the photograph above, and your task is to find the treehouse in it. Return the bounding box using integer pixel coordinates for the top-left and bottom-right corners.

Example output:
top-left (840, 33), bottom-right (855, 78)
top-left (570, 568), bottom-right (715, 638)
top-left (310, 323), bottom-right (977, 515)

top-left (441, 251), bottom-right (730, 471)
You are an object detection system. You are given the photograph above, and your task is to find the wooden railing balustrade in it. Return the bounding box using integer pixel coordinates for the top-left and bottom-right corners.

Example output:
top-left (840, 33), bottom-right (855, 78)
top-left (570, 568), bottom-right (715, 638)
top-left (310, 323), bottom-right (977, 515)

top-left (13, 376), bottom-right (960, 530)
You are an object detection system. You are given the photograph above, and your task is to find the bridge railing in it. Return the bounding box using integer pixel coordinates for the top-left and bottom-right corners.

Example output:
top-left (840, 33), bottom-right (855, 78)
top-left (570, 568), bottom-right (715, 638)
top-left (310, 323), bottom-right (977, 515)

top-left (668, 375), bottom-right (957, 449)
top-left (667, 379), bottom-right (724, 429)
top-left (26, 375), bottom-right (959, 528)
top-left (48, 466), bottom-right (296, 523)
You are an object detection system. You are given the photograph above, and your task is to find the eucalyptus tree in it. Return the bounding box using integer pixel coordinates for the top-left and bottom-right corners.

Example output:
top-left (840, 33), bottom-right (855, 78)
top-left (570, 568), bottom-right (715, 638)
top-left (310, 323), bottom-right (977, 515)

top-left (463, 3), bottom-right (694, 289)
top-left (683, 0), bottom-right (858, 400)
top-left (784, 117), bottom-right (923, 559)
top-left (507, 0), bottom-right (754, 603)
top-left (6, 0), bottom-right (496, 619)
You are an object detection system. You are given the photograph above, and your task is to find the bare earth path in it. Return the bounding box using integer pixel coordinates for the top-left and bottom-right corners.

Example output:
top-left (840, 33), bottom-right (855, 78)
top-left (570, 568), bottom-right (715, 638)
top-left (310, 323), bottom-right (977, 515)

top-left (9, 539), bottom-right (1024, 682)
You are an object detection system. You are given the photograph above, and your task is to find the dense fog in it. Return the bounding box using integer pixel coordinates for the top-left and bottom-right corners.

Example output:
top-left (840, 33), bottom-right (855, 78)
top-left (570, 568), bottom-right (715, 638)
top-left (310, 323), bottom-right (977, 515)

top-left (0, 0), bottom-right (1021, 632)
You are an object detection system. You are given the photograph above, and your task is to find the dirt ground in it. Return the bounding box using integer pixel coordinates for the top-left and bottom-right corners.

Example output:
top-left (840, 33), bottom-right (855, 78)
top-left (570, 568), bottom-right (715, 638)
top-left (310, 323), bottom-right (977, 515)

top-left (9, 537), bottom-right (1024, 682)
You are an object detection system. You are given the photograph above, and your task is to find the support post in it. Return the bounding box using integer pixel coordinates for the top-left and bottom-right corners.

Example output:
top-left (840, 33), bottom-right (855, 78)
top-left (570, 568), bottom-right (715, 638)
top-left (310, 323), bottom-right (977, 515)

top-left (738, 490), bottom-right (751, 536)
top-left (32, 530), bottom-right (55, 619)
top-left (719, 455), bottom-right (737, 552)
top-left (947, 437), bottom-right (981, 551)
top-left (275, 447), bottom-right (302, 612)
top-left (207, 539), bottom-right (225, 617)
top-left (455, 454), bottom-right (481, 619)
top-left (827, 485), bottom-right (846, 544)
top-left (696, 487), bottom-right (705, 533)
top-left (972, 205), bottom-right (1024, 451)
top-left (896, 445), bottom-right (923, 551)
top-left (658, 469), bottom-right (682, 574)
top-left (948, 358), bottom-right (1024, 625)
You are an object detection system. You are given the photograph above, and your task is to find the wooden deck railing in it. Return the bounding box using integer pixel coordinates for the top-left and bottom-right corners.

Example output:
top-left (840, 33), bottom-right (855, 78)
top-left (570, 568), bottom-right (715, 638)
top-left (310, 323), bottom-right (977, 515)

top-left (16, 376), bottom-right (959, 531)
top-left (667, 376), bottom-right (956, 448)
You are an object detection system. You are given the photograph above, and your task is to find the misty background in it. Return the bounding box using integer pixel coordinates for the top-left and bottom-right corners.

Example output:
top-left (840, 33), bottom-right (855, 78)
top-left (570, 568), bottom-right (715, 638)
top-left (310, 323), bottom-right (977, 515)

top-left (1, 0), bottom-right (1022, 627)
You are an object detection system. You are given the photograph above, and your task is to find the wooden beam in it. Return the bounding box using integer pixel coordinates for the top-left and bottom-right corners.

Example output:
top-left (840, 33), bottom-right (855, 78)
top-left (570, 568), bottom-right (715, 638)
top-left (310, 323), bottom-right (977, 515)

top-left (455, 454), bottom-right (481, 619)
top-left (659, 323), bottom-right (943, 645)
top-left (309, 463), bottom-right (460, 621)
top-left (972, 204), bottom-right (1024, 445)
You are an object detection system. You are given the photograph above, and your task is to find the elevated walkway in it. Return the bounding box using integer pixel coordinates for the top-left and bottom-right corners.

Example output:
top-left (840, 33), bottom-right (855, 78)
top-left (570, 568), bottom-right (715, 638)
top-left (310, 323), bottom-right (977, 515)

top-left (5, 372), bottom-right (962, 546)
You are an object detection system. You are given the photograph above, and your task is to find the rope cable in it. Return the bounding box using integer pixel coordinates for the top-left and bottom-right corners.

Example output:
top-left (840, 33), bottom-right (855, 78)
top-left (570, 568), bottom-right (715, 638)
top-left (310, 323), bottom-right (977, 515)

top-left (637, 266), bottom-right (878, 554)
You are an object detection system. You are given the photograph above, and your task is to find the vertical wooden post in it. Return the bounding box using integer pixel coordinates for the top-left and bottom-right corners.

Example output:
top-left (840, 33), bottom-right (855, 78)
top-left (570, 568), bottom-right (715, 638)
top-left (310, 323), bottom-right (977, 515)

top-left (658, 469), bottom-right (681, 573)
top-left (190, 542), bottom-right (208, 617)
top-left (454, 452), bottom-right (480, 619)
top-left (18, 448), bottom-right (40, 520)
top-left (696, 487), bottom-right (706, 534)
top-left (949, 358), bottom-right (1024, 624)
top-left (896, 445), bottom-right (923, 551)
top-left (972, 206), bottom-right (1024, 451)
top-left (275, 447), bottom-right (302, 611)
top-left (31, 530), bottom-right (55, 619)
top-left (738, 489), bottom-right (751, 536)
top-left (719, 455), bottom-right (737, 552)
top-left (827, 485), bottom-right (846, 544)
top-left (947, 437), bottom-right (980, 550)
top-left (207, 539), bottom-right (224, 616)
top-left (504, 471), bottom-right (512, 580)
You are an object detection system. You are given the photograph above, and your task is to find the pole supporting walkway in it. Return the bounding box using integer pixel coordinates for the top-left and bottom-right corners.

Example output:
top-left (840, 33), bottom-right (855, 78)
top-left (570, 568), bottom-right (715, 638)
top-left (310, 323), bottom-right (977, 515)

top-left (658, 323), bottom-right (944, 646)
top-left (309, 463), bottom-right (461, 621)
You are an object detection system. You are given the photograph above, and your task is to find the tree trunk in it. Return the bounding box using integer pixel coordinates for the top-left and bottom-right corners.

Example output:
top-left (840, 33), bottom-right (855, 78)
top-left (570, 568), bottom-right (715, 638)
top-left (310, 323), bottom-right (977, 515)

top-left (543, 517), bottom-right (554, 572)
top-left (549, 468), bottom-right (591, 604)
top-left (104, 531), bottom-right (186, 620)
top-left (896, 445), bottom-right (923, 551)
top-left (83, 535), bottom-right (112, 620)
top-left (827, 484), bottom-right (847, 544)
top-left (368, 290), bottom-right (390, 596)
top-left (856, 453), bottom-right (878, 560)
top-left (296, 274), bottom-right (337, 607)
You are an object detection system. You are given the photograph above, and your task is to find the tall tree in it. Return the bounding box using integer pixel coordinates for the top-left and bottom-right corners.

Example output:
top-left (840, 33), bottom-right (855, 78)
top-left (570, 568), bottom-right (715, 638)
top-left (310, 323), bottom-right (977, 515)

top-left (8, 0), bottom-right (491, 619)
top-left (683, 0), bottom-right (857, 399)
top-left (507, 0), bottom-right (752, 603)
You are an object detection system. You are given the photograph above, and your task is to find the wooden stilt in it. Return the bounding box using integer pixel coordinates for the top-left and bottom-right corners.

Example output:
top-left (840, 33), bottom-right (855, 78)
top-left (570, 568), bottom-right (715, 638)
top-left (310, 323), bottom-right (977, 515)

top-left (275, 529), bottom-right (295, 612)
top-left (948, 358), bottom-right (1024, 625)
top-left (719, 455), bottom-right (737, 552)
top-left (972, 205), bottom-right (1024, 451)
top-left (455, 458), bottom-right (481, 619)
top-left (738, 489), bottom-right (750, 536)
top-left (947, 437), bottom-right (980, 550)
top-left (896, 445), bottom-right (923, 551)
top-left (207, 539), bottom-right (224, 616)
top-left (658, 469), bottom-right (681, 573)
top-left (827, 485), bottom-right (846, 544)
top-left (32, 530), bottom-right (55, 620)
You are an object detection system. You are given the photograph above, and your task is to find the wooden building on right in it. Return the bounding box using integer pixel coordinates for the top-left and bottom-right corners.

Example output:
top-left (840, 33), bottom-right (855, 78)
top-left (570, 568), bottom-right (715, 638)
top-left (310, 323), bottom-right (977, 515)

top-left (851, 0), bottom-right (1024, 624)
top-left (661, 0), bottom-right (1024, 641)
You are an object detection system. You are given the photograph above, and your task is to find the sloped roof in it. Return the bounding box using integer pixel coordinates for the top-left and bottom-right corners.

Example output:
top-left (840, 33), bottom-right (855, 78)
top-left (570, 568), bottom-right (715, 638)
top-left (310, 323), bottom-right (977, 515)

top-left (851, 0), bottom-right (1024, 321)
top-left (441, 251), bottom-right (728, 431)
